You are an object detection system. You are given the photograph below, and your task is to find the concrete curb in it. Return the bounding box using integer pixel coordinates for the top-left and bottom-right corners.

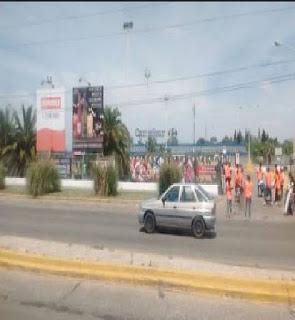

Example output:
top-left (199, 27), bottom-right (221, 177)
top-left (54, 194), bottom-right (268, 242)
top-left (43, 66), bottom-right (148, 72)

top-left (0, 247), bottom-right (294, 305)
top-left (0, 192), bottom-right (141, 205)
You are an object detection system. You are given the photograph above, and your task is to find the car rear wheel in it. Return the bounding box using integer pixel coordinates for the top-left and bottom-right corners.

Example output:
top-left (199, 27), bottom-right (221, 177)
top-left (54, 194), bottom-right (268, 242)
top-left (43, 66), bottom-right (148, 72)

top-left (144, 212), bottom-right (156, 233)
top-left (192, 217), bottom-right (205, 238)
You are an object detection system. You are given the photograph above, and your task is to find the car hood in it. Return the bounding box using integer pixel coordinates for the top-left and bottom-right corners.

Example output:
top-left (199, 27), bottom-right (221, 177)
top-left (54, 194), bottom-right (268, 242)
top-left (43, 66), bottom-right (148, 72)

top-left (140, 198), bottom-right (160, 209)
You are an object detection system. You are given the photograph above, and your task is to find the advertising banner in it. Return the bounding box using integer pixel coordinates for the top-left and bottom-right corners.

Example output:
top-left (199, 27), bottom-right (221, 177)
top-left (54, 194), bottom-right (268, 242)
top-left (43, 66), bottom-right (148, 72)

top-left (72, 86), bottom-right (104, 152)
top-left (36, 88), bottom-right (66, 152)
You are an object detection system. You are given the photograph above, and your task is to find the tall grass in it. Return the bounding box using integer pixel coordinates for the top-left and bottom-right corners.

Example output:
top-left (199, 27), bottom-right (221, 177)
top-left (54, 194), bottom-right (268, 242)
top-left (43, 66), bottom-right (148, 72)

top-left (26, 159), bottom-right (61, 197)
top-left (93, 164), bottom-right (118, 197)
top-left (159, 162), bottom-right (182, 196)
top-left (0, 162), bottom-right (7, 190)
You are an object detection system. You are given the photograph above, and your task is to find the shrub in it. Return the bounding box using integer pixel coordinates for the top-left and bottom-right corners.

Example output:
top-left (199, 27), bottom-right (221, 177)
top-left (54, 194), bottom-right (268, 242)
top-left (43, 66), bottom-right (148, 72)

top-left (159, 162), bottom-right (182, 196)
top-left (93, 164), bottom-right (118, 197)
top-left (0, 162), bottom-right (7, 190)
top-left (26, 159), bottom-right (61, 197)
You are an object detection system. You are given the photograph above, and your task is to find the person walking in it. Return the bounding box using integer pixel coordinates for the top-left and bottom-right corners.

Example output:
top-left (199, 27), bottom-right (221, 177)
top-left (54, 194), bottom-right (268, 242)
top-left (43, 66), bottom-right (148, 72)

top-left (274, 165), bottom-right (282, 205)
top-left (234, 164), bottom-right (243, 203)
top-left (225, 180), bottom-right (233, 220)
top-left (224, 161), bottom-right (232, 184)
top-left (264, 167), bottom-right (273, 205)
top-left (256, 163), bottom-right (265, 197)
top-left (244, 175), bottom-right (253, 219)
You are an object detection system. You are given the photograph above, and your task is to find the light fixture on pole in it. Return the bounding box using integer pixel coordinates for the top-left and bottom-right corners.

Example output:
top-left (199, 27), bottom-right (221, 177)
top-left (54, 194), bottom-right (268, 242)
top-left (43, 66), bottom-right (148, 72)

top-left (41, 75), bottom-right (54, 88)
top-left (78, 77), bottom-right (91, 87)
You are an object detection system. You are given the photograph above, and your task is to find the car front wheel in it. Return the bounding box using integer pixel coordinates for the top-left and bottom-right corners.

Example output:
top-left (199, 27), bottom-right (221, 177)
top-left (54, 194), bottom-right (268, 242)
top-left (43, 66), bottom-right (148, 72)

top-left (192, 217), bottom-right (205, 238)
top-left (144, 212), bottom-right (156, 233)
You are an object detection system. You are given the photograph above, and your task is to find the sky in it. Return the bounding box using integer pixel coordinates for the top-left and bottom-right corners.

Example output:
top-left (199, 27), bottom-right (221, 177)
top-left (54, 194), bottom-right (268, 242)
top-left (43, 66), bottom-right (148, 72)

top-left (0, 1), bottom-right (295, 143)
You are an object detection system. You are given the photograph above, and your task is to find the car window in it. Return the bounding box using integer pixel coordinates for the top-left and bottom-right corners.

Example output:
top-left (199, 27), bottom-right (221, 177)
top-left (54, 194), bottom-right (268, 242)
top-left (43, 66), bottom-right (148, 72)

top-left (195, 188), bottom-right (208, 202)
top-left (165, 186), bottom-right (180, 202)
top-left (180, 186), bottom-right (196, 202)
top-left (198, 185), bottom-right (215, 200)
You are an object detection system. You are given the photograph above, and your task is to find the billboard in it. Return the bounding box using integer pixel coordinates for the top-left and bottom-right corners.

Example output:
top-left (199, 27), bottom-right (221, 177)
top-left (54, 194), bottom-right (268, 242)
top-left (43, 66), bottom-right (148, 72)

top-left (72, 86), bottom-right (104, 152)
top-left (36, 88), bottom-right (66, 152)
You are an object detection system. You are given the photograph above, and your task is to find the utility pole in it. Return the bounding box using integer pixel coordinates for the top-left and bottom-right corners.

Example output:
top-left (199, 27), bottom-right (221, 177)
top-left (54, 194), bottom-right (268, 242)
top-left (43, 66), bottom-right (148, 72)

top-left (144, 68), bottom-right (151, 87)
top-left (164, 95), bottom-right (169, 153)
top-left (193, 103), bottom-right (196, 154)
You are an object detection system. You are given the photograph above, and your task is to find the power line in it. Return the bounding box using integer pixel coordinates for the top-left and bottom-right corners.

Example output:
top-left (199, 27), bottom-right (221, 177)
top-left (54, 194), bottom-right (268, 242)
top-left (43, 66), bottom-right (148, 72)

top-left (1, 73), bottom-right (295, 107)
top-left (3, 5), bottom-right (295, 49)
top-left (0, 2), bottom-right (172, 31)
top-left (106, 58), bottom-right (295, 89)
top-left (0, 57), bottom-right (294, 98)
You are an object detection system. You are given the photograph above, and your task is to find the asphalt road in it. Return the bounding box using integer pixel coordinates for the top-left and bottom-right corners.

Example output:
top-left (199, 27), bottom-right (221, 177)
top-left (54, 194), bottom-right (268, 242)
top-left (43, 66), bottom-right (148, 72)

top-left (0, 269), bottom-right (294, 320)
top-left (0, 199), bottom-right (295, 270)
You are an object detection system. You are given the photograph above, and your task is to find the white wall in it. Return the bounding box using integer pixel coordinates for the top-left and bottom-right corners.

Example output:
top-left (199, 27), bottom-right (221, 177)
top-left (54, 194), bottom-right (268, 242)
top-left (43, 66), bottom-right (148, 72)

top-left (5, 177), bottom-right (218, 196)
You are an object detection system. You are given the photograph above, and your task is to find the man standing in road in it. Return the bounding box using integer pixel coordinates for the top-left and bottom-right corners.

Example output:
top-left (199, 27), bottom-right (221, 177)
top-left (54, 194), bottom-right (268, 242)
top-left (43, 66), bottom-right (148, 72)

top-left (244, 175), bottom-right (253, 219)
top-left (225, 180), bottom-right (233, 220)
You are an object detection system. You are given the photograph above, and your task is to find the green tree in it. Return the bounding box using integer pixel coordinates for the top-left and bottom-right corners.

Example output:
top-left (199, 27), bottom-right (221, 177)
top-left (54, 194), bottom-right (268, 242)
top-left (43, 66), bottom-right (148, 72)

top-left (146, 136), bottom-right (157, 154)
top-left (210, 136), bottom-right (218, 144)
top-left (197, 137), bottom-right (206, 145)
top-left (167, 135), bottom-right (178, 146)
top-left (237, 130), bottom-right (243, 144)
top-left (1, 105), bottom-right (36, 176)
top-left (103, 106), bottom-right (131, 179)
top-left (282, 139), bottom-right (293, 156)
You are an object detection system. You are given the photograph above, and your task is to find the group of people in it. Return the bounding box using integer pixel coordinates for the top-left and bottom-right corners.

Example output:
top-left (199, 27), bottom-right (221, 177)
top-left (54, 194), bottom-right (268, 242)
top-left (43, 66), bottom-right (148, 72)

top-left (223, 161), bottom-right (295, 219)
top-left (224, 162), bottom-right (253, 219)
top-left (256, 164), bottom-right (295, 214)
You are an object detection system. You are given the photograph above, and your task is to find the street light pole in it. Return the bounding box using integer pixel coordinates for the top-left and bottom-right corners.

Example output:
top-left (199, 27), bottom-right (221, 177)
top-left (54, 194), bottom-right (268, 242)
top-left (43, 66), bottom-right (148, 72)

top-left (123, 21), bottom-right (133, 83)
top-left (274, 40), bottom-right (295, 162)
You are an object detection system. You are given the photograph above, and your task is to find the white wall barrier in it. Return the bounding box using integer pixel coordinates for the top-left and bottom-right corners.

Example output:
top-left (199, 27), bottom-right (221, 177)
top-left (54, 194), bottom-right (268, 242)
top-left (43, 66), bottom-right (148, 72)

top-left (5, 177), bottom-right (218, 196)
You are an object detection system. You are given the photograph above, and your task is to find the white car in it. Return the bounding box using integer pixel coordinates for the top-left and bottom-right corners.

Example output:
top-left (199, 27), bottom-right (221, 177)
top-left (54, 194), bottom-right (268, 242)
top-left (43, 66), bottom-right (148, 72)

top-left (138, 183), bottom-right (216, 238)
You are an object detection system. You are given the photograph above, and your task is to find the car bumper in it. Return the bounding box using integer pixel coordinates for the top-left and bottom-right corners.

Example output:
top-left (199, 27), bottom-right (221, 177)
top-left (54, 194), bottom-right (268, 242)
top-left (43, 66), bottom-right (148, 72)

top-left (203, 215), bottom-right (216, 230)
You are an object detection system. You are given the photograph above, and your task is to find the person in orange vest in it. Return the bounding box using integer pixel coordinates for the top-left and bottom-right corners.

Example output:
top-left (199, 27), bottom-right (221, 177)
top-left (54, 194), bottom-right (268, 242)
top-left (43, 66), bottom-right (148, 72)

top-left (264, 167), bottom-right (273, 205)
top-left (224, 161), bottom-right (232, 184)
top-left (234, 164), bottom-right (243, 202)
top-left (225, 180), bottom-right (233, 219)
top-left (244, 174), bottom-right (253, 219)
top-left (256, 163), bottom-right (265, 197)
top-left (280, 167), bottom-right (285, 202)
top-left (274, 165), bottom-right (282, 204)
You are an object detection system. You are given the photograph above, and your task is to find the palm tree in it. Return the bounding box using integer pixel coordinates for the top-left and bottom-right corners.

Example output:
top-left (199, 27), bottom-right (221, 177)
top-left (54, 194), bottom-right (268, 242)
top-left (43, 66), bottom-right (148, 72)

top-left (1, 105), bottom-right (36, 176)
top-left (103, 106), bottom-right (131, 179)
top-left (0, 106), bottom-right (14, 152)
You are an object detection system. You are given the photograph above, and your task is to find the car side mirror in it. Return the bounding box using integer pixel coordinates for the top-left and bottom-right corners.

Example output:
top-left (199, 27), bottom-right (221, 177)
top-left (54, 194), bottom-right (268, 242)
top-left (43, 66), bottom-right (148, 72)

top-left (162, 196), bottom-right (166, 206)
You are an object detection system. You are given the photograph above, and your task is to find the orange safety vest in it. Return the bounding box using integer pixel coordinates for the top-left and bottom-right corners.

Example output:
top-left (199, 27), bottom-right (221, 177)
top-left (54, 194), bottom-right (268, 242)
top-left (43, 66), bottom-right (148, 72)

top-left (235, 171), bottom-right (242, 186)
top-left (225, 165), bottom-right (231, 178)
top-left (244, 180), bottom-right (253, 199)
top-left (275, 173), bottom-right (281, 190)
top-left (265, 172), bottom-right (272, 188)
top-left (257, 168), bottom-right (263, 181)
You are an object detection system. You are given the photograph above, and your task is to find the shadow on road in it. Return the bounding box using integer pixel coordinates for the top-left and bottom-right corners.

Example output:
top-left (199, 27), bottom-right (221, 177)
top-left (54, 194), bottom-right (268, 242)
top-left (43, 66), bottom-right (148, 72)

top-left (139, 227), bottom-right (216, 240)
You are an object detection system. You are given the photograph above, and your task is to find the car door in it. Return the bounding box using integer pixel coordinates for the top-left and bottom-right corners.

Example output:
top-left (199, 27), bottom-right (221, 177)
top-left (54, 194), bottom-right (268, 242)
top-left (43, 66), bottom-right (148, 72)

top-left (155, 185), bottom-right (180, 227)
top-left (178, 185), bottom-right (198, 228)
